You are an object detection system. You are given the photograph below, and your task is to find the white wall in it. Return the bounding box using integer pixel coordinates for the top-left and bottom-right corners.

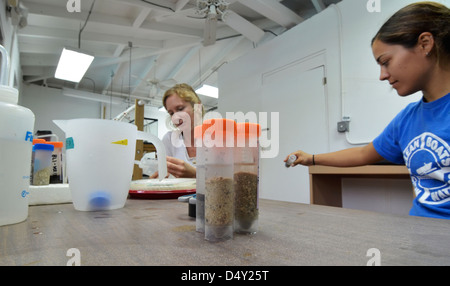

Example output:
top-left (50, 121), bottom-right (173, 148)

top-left (217, 0), bottom-right (427, 214)
top-left (20, 84), bottom-right (171, 143)
top-left (21, 84), bottom-right (102, 141)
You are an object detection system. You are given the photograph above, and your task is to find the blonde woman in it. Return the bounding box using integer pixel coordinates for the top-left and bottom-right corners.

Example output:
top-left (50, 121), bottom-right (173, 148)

top-left (152, 83), bottom-right (203, 178)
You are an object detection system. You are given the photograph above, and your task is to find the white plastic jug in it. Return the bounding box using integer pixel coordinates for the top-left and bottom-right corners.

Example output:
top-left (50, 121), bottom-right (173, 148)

top-left (0, 45), bottom-right (35, 226)
top-left (53, 118), bottom-right (167, 211)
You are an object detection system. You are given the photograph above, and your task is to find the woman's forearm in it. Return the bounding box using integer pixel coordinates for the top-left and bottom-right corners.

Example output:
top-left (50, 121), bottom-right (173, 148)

top-left (287, 142), bottom-right (384, 168)
top-left (314, 143), bottom-right (384, 167)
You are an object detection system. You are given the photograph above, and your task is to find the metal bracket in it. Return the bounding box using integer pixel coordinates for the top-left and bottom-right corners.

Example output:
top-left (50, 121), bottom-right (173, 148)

top-left (337, 116), bottom-right (350, 133)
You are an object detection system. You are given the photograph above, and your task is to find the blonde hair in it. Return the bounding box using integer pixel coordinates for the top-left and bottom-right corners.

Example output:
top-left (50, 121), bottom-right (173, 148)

top-left (163, 83), bottom-right (201, 107)
top-left (163, 83), bottom-right (205, 118)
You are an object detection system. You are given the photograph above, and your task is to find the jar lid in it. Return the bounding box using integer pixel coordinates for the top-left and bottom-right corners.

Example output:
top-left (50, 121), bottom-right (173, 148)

top-left (236, 122), bottom-right (261, 138)
top-left (194, 125), bottom-right (203, 139)
top-left (202, 118), bottom-right (236, 136)
top-left (0, 85), bottom-right (18, 104)
top-left (194, 120), bottom-right (215, 139)
top-left (33, 143), bottom-right (55, 152)
top-left (45, 141), bottom-right (64, 148)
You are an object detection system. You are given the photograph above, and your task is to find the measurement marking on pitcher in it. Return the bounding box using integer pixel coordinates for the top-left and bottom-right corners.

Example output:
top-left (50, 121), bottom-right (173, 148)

top-left (111, 139), bottom-right (128, 146)
top-left (66, 137), bottom-right (74, 150)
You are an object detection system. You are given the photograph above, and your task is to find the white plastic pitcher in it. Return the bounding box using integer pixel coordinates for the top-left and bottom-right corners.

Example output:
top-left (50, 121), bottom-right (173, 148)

top-left (53, 118), bottom-right (167, 211)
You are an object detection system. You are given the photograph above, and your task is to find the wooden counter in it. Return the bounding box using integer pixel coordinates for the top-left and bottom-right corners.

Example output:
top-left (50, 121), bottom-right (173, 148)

top-left (1, 198), bottom-right (449, 266)
top-left (309, 165), bottom-right (412, 207)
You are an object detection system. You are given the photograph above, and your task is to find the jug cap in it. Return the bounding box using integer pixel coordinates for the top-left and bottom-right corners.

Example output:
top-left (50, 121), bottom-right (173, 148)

top-left (33, 143), bottom-right (54, 152)
top-left (0, 85), bottom-right (18, 104)
top-left (236, 122), bottom-right (261, 138)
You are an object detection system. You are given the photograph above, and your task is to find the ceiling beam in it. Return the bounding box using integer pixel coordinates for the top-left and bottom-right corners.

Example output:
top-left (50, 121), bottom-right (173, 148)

top-left (174, 0), bottom-right (190, 12)
top-left (129, 55), bottom-right (159, 95)
top-left (24, 2), bottom-right (202, 40)
top-left (222, 11), bottom-right (265, 43)
top-left (24, 2), bottom-right (130, 27)
top-left (132, 8), bottom-right (152, 28)
top-left (100, 64), bottom-right (121, 94)
top-left (167, 45), bottom-right (201, 80)
top-left (20, 53), bottom-right (60, 67)
top-left (112, 0), bottom-right (176, 12)
top-left (311, 0), bottom-right (326, 12)
top-left (238, 0), bottom-right (303, 29)
top-left (189, 36), bottom-right (245, 89)
top-left (90, 37), bottom-right (200, 69)
top-left (19, 26), bottom-right (164, 51)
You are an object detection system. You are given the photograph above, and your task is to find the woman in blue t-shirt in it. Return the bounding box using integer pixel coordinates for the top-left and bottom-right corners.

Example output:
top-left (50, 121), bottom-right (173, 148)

top-left (286, 2), bottom-right (450, 219)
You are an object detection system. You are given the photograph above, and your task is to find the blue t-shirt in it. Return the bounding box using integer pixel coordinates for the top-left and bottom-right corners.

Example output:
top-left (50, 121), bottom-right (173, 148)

top-left (373, 92), bottom-right (450, 219)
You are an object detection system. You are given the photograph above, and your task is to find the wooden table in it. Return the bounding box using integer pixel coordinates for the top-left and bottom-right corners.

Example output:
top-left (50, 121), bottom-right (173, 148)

top-left (309, 165), bottom-right (412, 207)
top-left (1, 198), bottom-right (449, 266)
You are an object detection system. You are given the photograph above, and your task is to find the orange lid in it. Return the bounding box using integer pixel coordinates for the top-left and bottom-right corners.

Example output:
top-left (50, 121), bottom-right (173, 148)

top-left (194, 125), bottom-right (203, 139)
top-left (197, 119), bottom-right (236, 145)
top-left (236, 122), bottom-right (261, 138)
top-left (194, 120), bottom-right (214, 139)
top-left (203, 118), bottom-right (236, 137)
top-left (33, 139), bottom-right (47, 144)
top-left (46, 141), bottom-right (64, 148)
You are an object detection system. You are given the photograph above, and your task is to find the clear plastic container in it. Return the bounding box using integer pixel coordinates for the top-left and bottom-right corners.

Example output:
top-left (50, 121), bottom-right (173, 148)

top-left (203, 119), bottom-right (236, 242)
top-left (32, 143), bottom-right (54, 186)
top-left (194, 120), bottom-right (215, 233)
top-left (0, 45), bottom-right (35, 226)
top-left (194, 125), bottom-right (206, 233)
top-left (234, 123), bottom-right (261, 234)
top-left (30, 139), bottom-right (47, 184)
top-left (47, 141), bottom-right (64, 184)
top-left (31, 139), bottom-right (64, 184)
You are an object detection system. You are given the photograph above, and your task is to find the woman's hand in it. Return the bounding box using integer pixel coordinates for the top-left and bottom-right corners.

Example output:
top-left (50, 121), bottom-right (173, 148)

top-left (284, 151), bottom-right (314, 167)
top-left (150, 156), bottom-right (196, 178)
top-left (166, 156), bottom-right (196, 178)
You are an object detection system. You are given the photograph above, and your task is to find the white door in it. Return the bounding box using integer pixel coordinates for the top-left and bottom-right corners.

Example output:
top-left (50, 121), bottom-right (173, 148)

top-left (260, 64), bottom-right (329, 203)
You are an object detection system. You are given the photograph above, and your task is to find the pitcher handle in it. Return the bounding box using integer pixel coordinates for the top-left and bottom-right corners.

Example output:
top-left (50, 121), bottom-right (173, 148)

top-left (136, 131), bottom-right (167, 180)
top-left (0, 45), bottom-right (10, 86)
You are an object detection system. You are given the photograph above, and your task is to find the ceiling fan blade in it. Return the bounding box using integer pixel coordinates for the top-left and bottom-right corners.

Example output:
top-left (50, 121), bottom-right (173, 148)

top-left (131, 74), bottom-right (152, 85)
top-left (203, 15), bottom-right (218, 46)
top-left (222, 10), bottom-right (265, 43)
top-left (158, 79), bottom-right (177, 90)
top-left (131, 74), bottom-right (145, 81)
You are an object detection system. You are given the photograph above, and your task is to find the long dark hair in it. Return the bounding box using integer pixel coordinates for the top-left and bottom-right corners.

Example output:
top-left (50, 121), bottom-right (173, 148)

top-left (372, 2), bottom-right (450, 67)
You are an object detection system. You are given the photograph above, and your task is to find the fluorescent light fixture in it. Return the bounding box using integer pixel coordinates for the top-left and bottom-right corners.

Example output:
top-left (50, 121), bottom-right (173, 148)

top-left (196, 84), bottom-right (219, 98)
top-left (62, 87), bottom-right (121, 105)
top-left (55, 47), bottom-right (94, 82)
top-left (159, 106), bottom-right (166, 112)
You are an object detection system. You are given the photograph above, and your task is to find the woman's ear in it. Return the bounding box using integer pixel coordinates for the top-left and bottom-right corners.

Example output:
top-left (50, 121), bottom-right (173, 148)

top-left (418, 32), bottom-right (435, 56)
